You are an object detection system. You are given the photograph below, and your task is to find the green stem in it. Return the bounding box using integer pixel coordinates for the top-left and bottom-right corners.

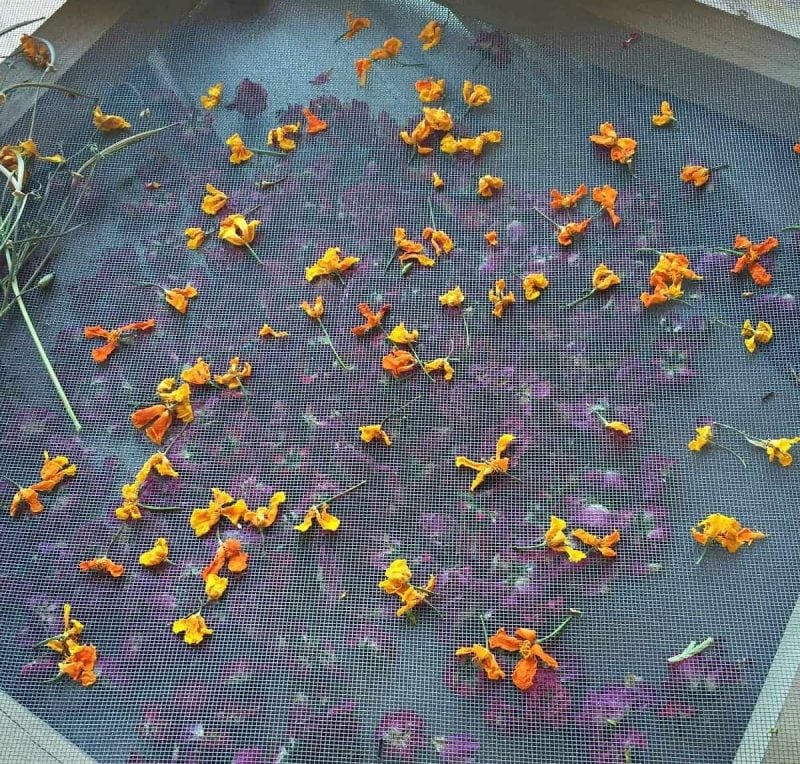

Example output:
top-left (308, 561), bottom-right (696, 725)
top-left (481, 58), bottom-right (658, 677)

top-left (713, 422), bottom-right (753, 440)
top-left (408, 344), bottom-right (435, 382)
top-left (479, 613), bottom-right (489, 647)
top-left (322, 479), bottom-right (367, 504)
top-left (380, 393), bottom-right (425, 424)
top-left (694, 543), bottom-right (711, 566)
top-left (383, 247), bottom-right (397, 273)
top-left (461, 312), bottom-right (471, 355)
top-left (539, 609), bottom-right (582, 644)
top-left (563, 288), bottom-right (597, 309)
top-left (73, 122), bottom-right (179, 177)
top-left (531, 206), bottom-right (560, 229)
top-left (317, 319), bottom-right (349, 370)
top-left (243, 242), bottom-right (264, 265)
top-left (0, 82), bottom-right (90, 100)
top-left (0, 18), bottom-right (45, 38)
top-left (710, 441), bottom-right (748, 468)
top-left (427, 196), bottom-right (437, 229)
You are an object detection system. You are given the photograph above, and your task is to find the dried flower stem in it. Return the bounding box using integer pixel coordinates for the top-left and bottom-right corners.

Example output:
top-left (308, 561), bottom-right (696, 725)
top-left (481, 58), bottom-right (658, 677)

top-left (563, 288), bottom-right (597, 309)
top-left (531, 206), bottom-right (560, 229)
top-left (539, 608), bottom-right (581, 644)
top-left (316, 317), bottom-right (349, 369)
top-left (322, 479), bottom-right (367, 503)
top-left (380, 393), bottom-right (425, 425)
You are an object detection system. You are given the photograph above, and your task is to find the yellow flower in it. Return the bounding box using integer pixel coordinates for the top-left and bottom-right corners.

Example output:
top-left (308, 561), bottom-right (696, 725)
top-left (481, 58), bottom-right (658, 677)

top-left (424, 357), bottom-right (454, 382)
top-left (172, 613), bottom-right (213, 645)
top-left (139, 538), bottom-right (169, 567)
top-left (605, 420), bottom-right (632, 437)
top-left (422, 107), bottom-right (454, 132)
top-left (92, 105), bottom-right (131, 132)
top-left (387, 323), bottom-right (420, 345)
top-left (294, 503), bottom-right (340, 533)
top-left (759, 437), bottom-right (800, 467)
top-left (370, 37), bottom-right (403, 60)
top-left (741, 319), bottom-right (773, 353)
top-left (201, 183), bottom-right (228, 215)
top-left (431, 171), bottom-right (444, 188)
top-left (225, 133), bottom-right (254, 164)
top-left (692, 513), bottom-right (765, 553)
top-left (305, 246), bottom-right (360, 282)
top-left (379, 559), bottom-right (435, 618)
top-left (478, 175), bottom-right (504, 197)
top-left (359, 424), bottom-right (392, 446)
top-left (592, 263), bottom-right (621, 291)
top-left (259, 324), bottom-right (289, 339)
top-left (488, 278), bottom-right (515, 318)
top-left (651, 101), bottom-right (675, 127)
top-left (544, 516), bottom-right (587, 563)
top-left (190, 487), bottom-right (248, 537)
top-left (439, 286), bottom-right (465, 308)
top-left (181, 357), bottom-right (211, 386)
top-left (267, 123), bottom-right (300, 151)
top-left (219, 214), bottom-right (260, 246)
top-left (379, 558), bottom-right (413, 593)
top-left (200, 82), bottom-right (223, 110)
top-left (522, 273), bottom-right (549, 301)
top-left (462, 81), bottom-right (492, 107)
top-left (164, 284), bottom-right (198, 314)
top-left (415, 78), bottom-right (445, 102)
top-left (185, 227), bottom-right (206, 250)
top-left (243, 491), bottom-right (285, 528)
top-left (440, 131), bottom-right (502, 156)
top-left (300, 296), bottom-right (325, 319)
top-left (418, 20), bottom-right (442, 51)
top-left (204, 572), bottom-right (229, 601)
top-left (213, 356), bottom-right (252, 390)
top-left (688, 425), bottom-right (714, 451)
top-left (342, 10), bottom-right (371, 40)
top-left (422, 226), bottom-right (454, 256)
top-left (455, 433), bottom-right (515, 491)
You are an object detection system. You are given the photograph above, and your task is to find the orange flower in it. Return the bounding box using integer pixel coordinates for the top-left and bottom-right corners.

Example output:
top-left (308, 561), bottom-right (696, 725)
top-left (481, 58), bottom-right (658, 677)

top-left (10, 487), bottom-right (43, 516)
top-left (440, 131), bottom-right (502, 156)
top-left (394, 227), bottom-right (425, 256)
top-left (259, 324), bottom-right (289, 339)
top-left (592, 185), bottom-right (620, 226)
top-left (342, 10), bottom-right (371, 40)
top-left (352, 303), bottom-right (390, 336)
top-left (454, 644), bottom-right (505, 681)
top-left (9, 451), bottom-right (77, 517)
top-left (303, 107), bottom-right (328, 134)
top-left (44, 603), bottom-right (85, 654)
top-left (415, 78), bottom-right (445, 102)
top-left (92, 105), bottom-right (131, 132)
top-left (651, 101), bottom-right (675, 126)
top-left (181, 357), bottom-right (212, 385)
top-left (83, 319), bottom-right (155, 363)
top-left (382, 348), bottom-right (418, 378)
top-left (190, 488), bottom-right (248, 537)
top-left (692, 513), bottom-right (766, 553)
top-left (20, 34), bottom-right (51, 68)
top-left (478, 174), bottom-right (504, 197)
top-left (605, 420), bottom-right (632, 437)
top-left (592, 263), bottom-right (621, 291)
top-left (202, 538), bottom-right (250, 580)
top-left (219, 214), bottom-right (260, 247)
top-left (522, 272), bottom-right (549, 301)
top-left (488, 627), bottom-right (558, 691)
top-left (730, 234), bottom-right (778, 286)
top-left (794, 143), bottom-right (800, 154)
top-left (172, 612), bottom-right (213, 645)
top-left (355, 58), bottom-right (373, 87)
top-left (550, 184), bottom-right (588, 210)
top-left (225, 133), bottom-right (254, 164)
top-left (164, 284), bottom-right (197, 314)
top-left (422, 226), bottom-right (454, 256)
top-left (424, 357), bottom-right (454, 382)
top-left (455, 433), bottom-right (515, 490)
top-left (431, 171), bottom-right (444, 188)
top-left (213, 357), bottom-right (252, 389)
top-left (58, 642), bottom-right (97, 687)
top-left (243, 490), bottom-right (285, 529)
top-left (589, 122), bottom-right (636, 164)
top-left (301, 295), bottom-right (325, 319)
top-left (379, 559), bottom-right (436, 617)
top-left (542, 515), bottom-right (586, 563)
top-left (294, 502), bottom-right (341, 533)
top-left (572, 528), bottom-right (620, 558)
top-left (640, 282), bottom-right (683, 308)
top-left (130, 378), bottom-right (193, 445)
top-left (267, 123), bottom-right (300, 151)
top-left (360, 424), bottom-right (392, 446)
top-left (557, 218), bottom-right (591, 246)
top-left (400, 120), bottom-right (434, 155)
top-left (78, 556), bottom-right (125, 578)
top-left (422, 107), bottom-right (453, 131)
top-left (202, 183), bottom-right (228, 215)
top-left (115, 452), bottom-right (178, 521)
top-left (185, 227), bottom-right (205, 249)
top-left (439, 286), bottom-right (465, 308)
top-left (370, 37), bottom-right (403, 60)
top-left (484, 230), bottom-right (498, 246)
top-left (139, 537), bottom-right (170, 567)
top-left (462, 81), bottom-right (492, 107)
top-left (200, 82), bottom-right (222, 110)
top-left (305, 246), bottom-right (360, 282)
top-left (418, 20), bottom-right (442, 51)
top-left (640, 251), bottom-right (702, 308)
top-left (680, 165), bottom-right (710, 188)
top-left (488, 278), bottom-right (515, 318)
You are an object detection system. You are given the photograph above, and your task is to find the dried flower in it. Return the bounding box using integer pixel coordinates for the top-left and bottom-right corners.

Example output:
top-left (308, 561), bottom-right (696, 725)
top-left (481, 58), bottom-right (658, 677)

top-left (418, 20), bottom-right (442, 50)
top-left (589, 121), bottom-right (637, 164)
top-left (680, 165), bottom-right (710, 188)
top-left (371, 37), bottom-right (403, 60)
top-left (351, 303), bottom-right (390, 335)
top-left (9, 452), bottom-right (76, 517)
top-left (78, 556), bottom-right (125, 578)
top-left (454, 644), bottom-right (505, 681)
top-left (181, 357), bottom-right (212, 386)
top-left (423, 358), bottom-right (454, 382)
top-left (422, 107), bottom-right (453, 131)
top-left (439, 286), bottom-right (465, 308)
top-left (730, 234), bottom-right (778, 287)
top-left (225, 133), bottom-right (255, 164)
top-left (43, 603), bottom-right (85, 655)
top-left (440, 130), bottom-right (502, 156)
top-left (294, 502), bottom-right (340, 533)
top-left (415, 78), bottom-right (445, 102)
top-left (522, 272), bottom-right (549, 301)
top-left (360, 424), bottom-right (392, 446)
top-left (431, 171), bottom-right (444, 188)
top-left (557, 218), bottom-right (591, 246)
top-left (20, 34), bottom-right (50, 68)
top-left (243, 490), bottom-right (285, 528)
top-left (164, 285), bottom-right (197, 314)
top-left (462, 81), bottom-right (491, 107)
top-left (190, 488), bottom-right (248, 537)
top-left (267, 122), bottom-right (300, 151)
top-left (219, 214), bottom-right (260, 246)
top-left (692, 514), bottom-right (765, 553)
top-left (455, 433), bottom-right (515, 491)
top-left (543, 516), bottom-right (586, 563)
top-left (688, 425), bottom-right (714, 451)
top-left (305, 246), bottom-right (360, 282)
top-left (139, 538), bottom-right (170, 567)
top-left (259, 324), bottom-right (289, 339)
top-left (214, 357), bottom-right (252, 389)
top-left (58, 642), bottom-right (97, 686)
top-left (355, 58), bottom-right (373, 87)
top-left (115, 452), bottom-right (178, 521)
top-left (300, 295), bottom-right (325, 319)
top-left (185, 227), bottom-right (206, 249)
top-left (92, 105), bottom-right (131, 132)
top-left (572, 528), bottom-right (620, 557)
top-left (550, 184), bottom-right (588, 210)
top-left (341, 10), bottom-right (371, 40)
top-left (484, 230), bottom-right (498, 246)
top-left (200, 83), bottom-right (223, 110)
top-left (651, 101), bottom-right (675, 126)
top-left (422, 227), bottom-right (454, 256)
top-left (478, 174), bottom-right (504, 197)
top-left (382, 348), bottom-right (418, 378)
top-left (640, 251), bottom-right (702, 308)
top-left (172, 612), bottom-right (212, 645)
top-left (201, 183), bottom-right (228, 215)
top-left (379, 559), bottom-right (436, 617)
top-left (741, 319), bottom-right (773, 353)
top-left (488, 278), bottom-right (515, 318)
top-left (592, 185), bottom-right (620, 225)
top-left (387, 323), bottom-right (420, 345)
top-left (83, 319), bottom-right (155, 363)
top-left (489, 627), bottom-right (558, 690)
top-left (131, 378), bottom-right (193, 445)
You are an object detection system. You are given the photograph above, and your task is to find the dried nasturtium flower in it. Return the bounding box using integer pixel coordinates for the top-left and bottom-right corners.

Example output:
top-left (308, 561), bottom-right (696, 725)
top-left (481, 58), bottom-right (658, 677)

top-left (78, 556), bottom-right (125, 578)
top-left (478, 174), bottom-right (504, 197)
top-left (439, 286), bottom-right (465, 308)
top-left (489, 627), bottom-right (559, 690)
top-left (382, 348), bottom-right (418, 378)
top-left (185, 227), bottom-right (206, 249)
top-left (589, 121), bottom-right (637, 164)
top-left (550, 185), bottom-right (587, 210)
top-left (83, 319), bottom-right (155, 363)
top-left (454, 644), bottom-right (505, 681)
top-left (294, 502), bottom-right (341, 533)
top-left (355, 58), bottom-right (373, 87)
top-left (202, 183), bottom-right (228, 215)
top-left (730, 234), bottom-right (778, 287)
top-left (379, 559), bottom-right (436, 617)
top-left (9, 452), bottom-right (76, 517)
top-left (303, 107), bottom-right (328, 134)
top-left (190, 488), bottom-right (248, 537)
top-left (139, 538), bottom-right (170, 567)
top-left (259, 325), bottom-right (289, 339)
top-left (488, 278), bottom-right (515, 318)
top-left (572, 529), bottom-right (620, 558)
top-left (351, 303), bottom-right (390, 336)
top-left (418, 20), bottom-right (442, 51)
top-left (688, 425), bottom-right (714, 451)
top-left (557, 218), bottom-right (591, 246)
top-left (58, 642), bottom-right (98, 687)
top-left (680, 165), bottom-right (710, 188)
top-left (92, 105), bottom-right (131, 132)
top-left (371, 37), bottom-right (403, 60)
top-left (692, 514), bottom-right (765, 554)
top-left (651, 101), bottom-right (675, 126)
top-left (431, 171), bottom-right (444, 188)
top-left (592, 185), bottom-right (620, 226)
top-left (741, 320), bottom-right (773, 353)
top-left (300, 295), bottom-right (325, 319)
top-left (455, 433), bottom-right (515, 491)
top-left (542, 515), bottom-right (586, 563)
top-left (305, 246), bottom-right (360, 282)
top-left (440, 130), bottom-right (502, 157)
top-left (181, 357), bottom-right (211, 386)
top-left (214, 357), bottom-right (252, 390)
top-left (359, 424), bottom-right (392, 447)
top-left (340, 10), bottom-right (371, 40)
top-left (267, 123), bottom-right (300, 151)
top-left (484, 230), bottom-right (498, 246)
top-left (200, 83), bottom-right (223, 110)
top-left (172, 612), bottom-right (212, 645)
top-left (386, 323), bottom-right (420, 345)
top-left (243, 491), bottom-right (285, 529)
top-left (522, 273), bottom-right (549, 301)
top-left (424, 357), bottom-right (454, 382)
top-left (462, 81), bottom-right (491, 107)
top-left (130, 378), bottom-right (194, 445)
top-left (115, 452), bottom-right (178, 521)
top-left (219, 214), bottom-right (260, 247)
top-left (164, 285), bottom-right (197, 314)
top-left (394, 227), bottom-right (431, 266)
top-left (225, 133), bottom-right (254, 164)
top-left (415, 78), bottom-right (445, 103)
top-left (422, 227), bottom-right (454, 256)
top-left (20, 34), bottom-right (51, 68)
top-left (640, 251), bottom-right (702, 308)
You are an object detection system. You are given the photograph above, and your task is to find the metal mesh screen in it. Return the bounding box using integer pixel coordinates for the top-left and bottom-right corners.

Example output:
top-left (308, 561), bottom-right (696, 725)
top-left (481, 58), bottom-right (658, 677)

top-left (1, 1), bottom-right (799, 762)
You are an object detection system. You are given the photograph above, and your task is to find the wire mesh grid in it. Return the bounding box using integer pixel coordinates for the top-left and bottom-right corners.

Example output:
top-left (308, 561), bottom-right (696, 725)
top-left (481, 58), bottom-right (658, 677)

top-left (0, 0), bottom-right (799, 762)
